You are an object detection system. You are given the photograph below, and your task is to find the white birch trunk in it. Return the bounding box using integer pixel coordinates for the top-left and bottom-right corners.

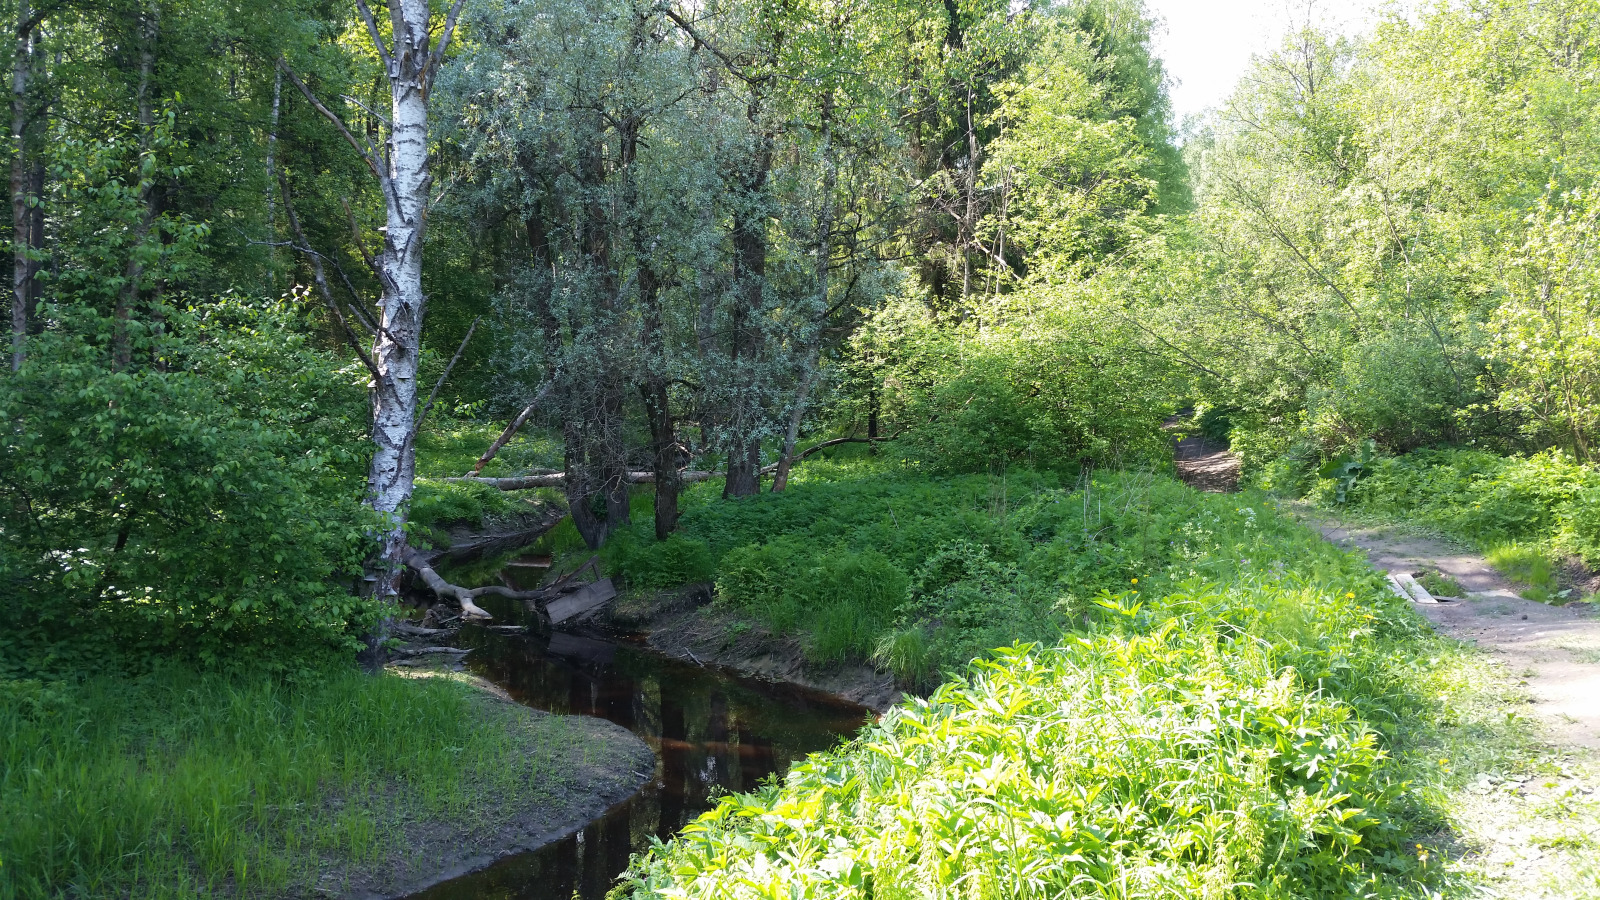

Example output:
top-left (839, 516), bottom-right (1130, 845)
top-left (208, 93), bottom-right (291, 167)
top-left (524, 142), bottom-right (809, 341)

top-left (366, 0), bottom-right (436, 605)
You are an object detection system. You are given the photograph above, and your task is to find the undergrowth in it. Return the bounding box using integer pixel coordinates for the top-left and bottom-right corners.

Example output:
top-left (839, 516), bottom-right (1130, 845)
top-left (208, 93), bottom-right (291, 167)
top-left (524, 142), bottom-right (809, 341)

top-left (1311, 448), bottom-right (1600, 601)
top-left (0, 668), bottom-right (577, 899)
top-left (605, 461), bottom-right (1365, 678)
top-left (621, 513), bottom-right (1457, 898)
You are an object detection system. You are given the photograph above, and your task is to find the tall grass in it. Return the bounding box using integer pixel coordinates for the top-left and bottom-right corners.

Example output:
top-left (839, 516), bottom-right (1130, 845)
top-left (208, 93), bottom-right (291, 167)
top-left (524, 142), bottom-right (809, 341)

top-left (0, 668), bottom-right (571, 899)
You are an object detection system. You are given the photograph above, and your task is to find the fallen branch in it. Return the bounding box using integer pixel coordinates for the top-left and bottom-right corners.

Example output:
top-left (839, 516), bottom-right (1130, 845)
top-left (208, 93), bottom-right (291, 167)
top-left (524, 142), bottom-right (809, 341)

top-left (405, 552), bottom-right (551, 619)
top-left (468, 380), bottom-right (554, 476)
top-left (445, 470), bottom-right (718, 490)
top-left (416, 316), bottom-right (480, 430)
top-left (786, 428), bottom-right (910, 466)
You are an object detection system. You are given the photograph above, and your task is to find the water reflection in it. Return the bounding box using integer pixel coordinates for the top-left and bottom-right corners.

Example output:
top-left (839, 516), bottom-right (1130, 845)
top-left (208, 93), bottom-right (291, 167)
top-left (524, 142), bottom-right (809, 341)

top-left (406, 596), bottom-right (869, 900)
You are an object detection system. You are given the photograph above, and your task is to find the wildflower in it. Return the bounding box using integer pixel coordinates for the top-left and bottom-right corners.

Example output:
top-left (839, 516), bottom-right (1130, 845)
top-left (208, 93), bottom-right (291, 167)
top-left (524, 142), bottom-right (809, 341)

top-left (1131, 578), bottom-right (1138, 585)
top-left (1346, 592), bottom-right (1355, 599)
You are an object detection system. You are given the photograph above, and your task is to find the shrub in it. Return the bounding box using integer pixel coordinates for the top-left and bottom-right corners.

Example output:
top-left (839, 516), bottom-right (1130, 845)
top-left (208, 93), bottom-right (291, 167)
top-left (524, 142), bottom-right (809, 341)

top-left (0, 301), bottom-right (376, 676)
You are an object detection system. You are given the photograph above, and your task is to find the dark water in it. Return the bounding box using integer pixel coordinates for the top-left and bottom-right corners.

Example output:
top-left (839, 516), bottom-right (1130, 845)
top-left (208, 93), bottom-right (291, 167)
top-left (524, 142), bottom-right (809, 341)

top-left (405, 594), bottom-right (871, 900)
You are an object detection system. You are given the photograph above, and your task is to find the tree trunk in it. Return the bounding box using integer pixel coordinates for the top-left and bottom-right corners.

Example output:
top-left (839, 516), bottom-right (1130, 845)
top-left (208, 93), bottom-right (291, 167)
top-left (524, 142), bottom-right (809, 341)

top-left (365, 0), bottom-right (437, 620)
top-left (9, 0), bottom-right (33, 371)
top-left (771, 349), bottom-right (818, 493)
top-left (722, 118), bottom-right (772, 499)
top-left (113, 3), bottom-right (159, 369)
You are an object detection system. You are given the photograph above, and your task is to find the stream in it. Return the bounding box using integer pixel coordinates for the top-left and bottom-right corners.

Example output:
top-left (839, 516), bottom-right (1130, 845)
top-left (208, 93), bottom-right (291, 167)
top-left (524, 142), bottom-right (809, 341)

top-left (404, 592), bottom-right (872, 900)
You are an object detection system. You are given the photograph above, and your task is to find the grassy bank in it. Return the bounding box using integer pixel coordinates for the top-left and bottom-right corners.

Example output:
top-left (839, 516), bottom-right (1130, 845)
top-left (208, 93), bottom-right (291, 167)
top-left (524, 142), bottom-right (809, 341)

top-left (615, 470), bottom-right (1595, 898)
top-left (1311, 449), bottom-right (1600, 602)
top-left (603, 461), bottom-right (1359, 684)
top-left (0, 667), bottom-right (640, 900)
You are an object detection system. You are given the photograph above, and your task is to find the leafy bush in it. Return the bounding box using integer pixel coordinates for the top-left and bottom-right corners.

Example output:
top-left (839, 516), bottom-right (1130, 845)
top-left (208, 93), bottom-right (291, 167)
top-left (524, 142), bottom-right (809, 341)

top-left (851, 297), bottom-right (1174, 476)
top-left (0, 301), bottom-right (377, 676)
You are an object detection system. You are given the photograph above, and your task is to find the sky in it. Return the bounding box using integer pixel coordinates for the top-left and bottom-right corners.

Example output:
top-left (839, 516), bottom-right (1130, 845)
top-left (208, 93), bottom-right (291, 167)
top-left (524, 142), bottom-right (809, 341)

top-left (1142, 0), bottom-right (1384, 126)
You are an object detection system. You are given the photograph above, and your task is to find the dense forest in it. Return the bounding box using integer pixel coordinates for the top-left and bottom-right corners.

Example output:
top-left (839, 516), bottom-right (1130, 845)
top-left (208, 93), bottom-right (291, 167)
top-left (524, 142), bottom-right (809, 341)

top-left (3, 0), bottom-right (1600, 897)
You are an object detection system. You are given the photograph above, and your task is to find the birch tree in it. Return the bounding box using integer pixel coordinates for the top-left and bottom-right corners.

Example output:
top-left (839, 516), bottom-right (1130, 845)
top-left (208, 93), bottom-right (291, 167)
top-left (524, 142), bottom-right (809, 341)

top-left (283, 0), bottom-right (466, 643)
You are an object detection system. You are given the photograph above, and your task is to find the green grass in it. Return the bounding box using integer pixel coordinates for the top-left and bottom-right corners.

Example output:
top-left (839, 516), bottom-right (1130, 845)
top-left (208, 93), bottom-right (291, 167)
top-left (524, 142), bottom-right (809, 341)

top-left (1485, 542), bottom-right (1560, 600)
top-left (0, 667), bottom-right (582, 899)
top-left (1416, 569), bottom-right (1466, 599)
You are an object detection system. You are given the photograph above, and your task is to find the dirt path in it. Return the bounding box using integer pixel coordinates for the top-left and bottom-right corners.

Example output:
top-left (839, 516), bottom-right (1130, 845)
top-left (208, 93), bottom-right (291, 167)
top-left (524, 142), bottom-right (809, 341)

top-left (1297, 513), bottom-right (1600, 751)
top-left (1167, 414), bottom-right (1241, 493)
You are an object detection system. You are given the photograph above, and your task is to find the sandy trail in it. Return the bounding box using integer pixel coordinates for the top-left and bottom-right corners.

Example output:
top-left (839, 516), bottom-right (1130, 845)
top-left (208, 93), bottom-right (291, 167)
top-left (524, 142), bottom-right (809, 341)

top-left (1298, 515), bottom-right (1600, 751)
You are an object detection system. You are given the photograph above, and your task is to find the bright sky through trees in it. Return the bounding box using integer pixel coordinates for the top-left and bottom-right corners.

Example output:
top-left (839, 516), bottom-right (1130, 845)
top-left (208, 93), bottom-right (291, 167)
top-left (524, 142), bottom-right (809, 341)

top-left (1146, 0), bottom-right (1384, 124)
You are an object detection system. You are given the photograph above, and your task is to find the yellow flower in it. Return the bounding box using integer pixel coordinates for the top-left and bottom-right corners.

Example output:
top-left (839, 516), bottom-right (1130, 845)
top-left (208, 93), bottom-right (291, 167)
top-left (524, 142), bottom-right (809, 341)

top-left (1131, 578), bottom-right (1138, 585)
top-left (1345, 592), bottom-right (1355, 598)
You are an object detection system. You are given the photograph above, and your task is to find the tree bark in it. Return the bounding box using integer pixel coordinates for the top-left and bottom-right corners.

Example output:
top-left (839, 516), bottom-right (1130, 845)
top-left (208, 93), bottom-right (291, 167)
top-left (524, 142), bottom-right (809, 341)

top-left (771, 349), bottom-right (818, 493)
top-left (9, 0), bottom-right (34, 371)
top-left (363, 0), bottom-right (449, 625)
top-left (283, 0), bottom-right (468, 666)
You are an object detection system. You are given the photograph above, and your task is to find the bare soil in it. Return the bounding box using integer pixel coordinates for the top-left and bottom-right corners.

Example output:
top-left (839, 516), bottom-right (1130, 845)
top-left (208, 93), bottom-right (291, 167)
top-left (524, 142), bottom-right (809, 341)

top-left (1173, 433), bottom-right (1241, 493)
top-left (1295, 512), bottom-right (1600, 752)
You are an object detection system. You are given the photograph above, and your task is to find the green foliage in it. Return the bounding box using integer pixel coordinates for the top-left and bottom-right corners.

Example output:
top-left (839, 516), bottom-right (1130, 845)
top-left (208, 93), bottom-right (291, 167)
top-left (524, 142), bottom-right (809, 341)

top-left (625, 555), bottom-right (1442, 898)
top-left (0, 299), bottom-right (376, 677)
top-left (409, 480), bottom-right (525, 531)
top-left (606, 534), bottom-right (716, 590)
top-left (1416, 570), bottom-right (1465, 600)
top-left (0, 668), bottom-right (575, 900)
top-left (1331, 448), bottom-right (1600, 571)
top-left (852, 296), bottom-right (1176, 476)
top-left (611, 461), bottom-right (1394, 679)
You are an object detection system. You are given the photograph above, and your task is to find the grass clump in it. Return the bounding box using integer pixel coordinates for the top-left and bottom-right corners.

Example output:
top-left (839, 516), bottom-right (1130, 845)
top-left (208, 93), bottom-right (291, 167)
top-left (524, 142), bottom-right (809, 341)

top-left (1416, 568), bottom-right (1466, 599)
top-left (0, 668), bottom-right (577, 900)
top-left (1484, 542), bottom-right (1560, 600)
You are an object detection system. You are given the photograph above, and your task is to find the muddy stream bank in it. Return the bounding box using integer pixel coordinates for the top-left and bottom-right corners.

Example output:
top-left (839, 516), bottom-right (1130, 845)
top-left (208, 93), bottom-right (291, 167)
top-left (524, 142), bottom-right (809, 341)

top-left (402, 588), bottom-right (872, 900)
